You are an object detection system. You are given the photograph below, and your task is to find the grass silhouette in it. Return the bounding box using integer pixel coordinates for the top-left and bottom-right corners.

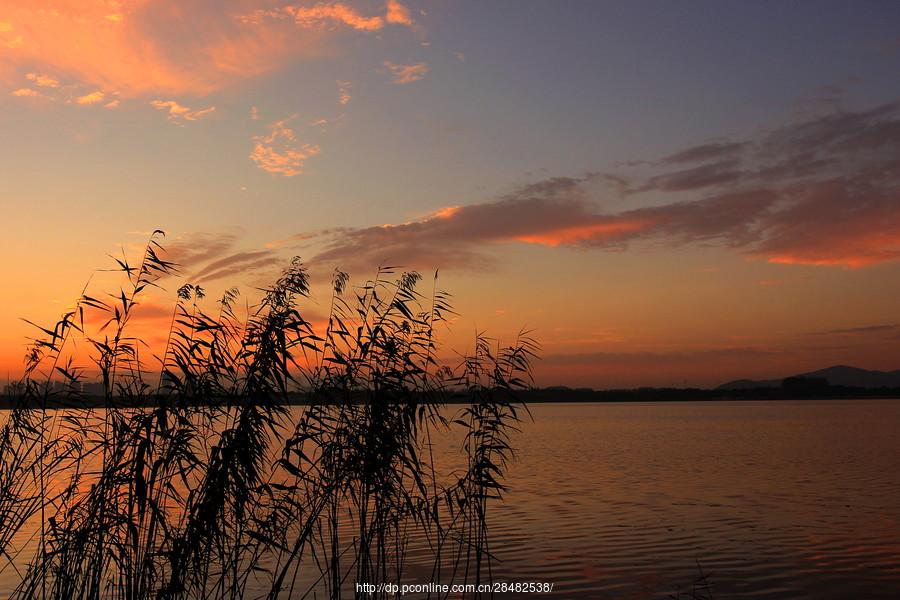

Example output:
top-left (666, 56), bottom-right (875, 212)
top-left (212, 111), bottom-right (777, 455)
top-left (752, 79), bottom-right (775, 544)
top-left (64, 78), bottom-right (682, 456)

top-left (0, 230), bottom-right (539, 599)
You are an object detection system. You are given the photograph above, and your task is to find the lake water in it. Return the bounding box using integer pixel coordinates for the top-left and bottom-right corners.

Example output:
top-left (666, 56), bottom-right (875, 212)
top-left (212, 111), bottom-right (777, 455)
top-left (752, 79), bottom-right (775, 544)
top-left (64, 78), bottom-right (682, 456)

top-left (2, 399), bottom-right (899, 598)
top-left (479, 400), bottom-right (900, 599)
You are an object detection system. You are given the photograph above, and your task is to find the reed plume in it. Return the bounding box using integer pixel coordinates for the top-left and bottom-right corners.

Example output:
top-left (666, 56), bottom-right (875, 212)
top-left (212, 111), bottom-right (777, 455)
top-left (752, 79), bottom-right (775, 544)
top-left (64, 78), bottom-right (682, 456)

top-left (1, 232), bottom-right (538, 600)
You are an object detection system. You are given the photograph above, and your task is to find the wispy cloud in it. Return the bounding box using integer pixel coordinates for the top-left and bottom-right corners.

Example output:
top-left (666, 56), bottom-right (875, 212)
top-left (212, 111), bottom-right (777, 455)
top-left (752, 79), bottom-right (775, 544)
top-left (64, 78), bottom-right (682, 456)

top-left (289, 3), bottom-right (384, 31)
top-left (151, 100), bottom-right (216, 123)
top-left (10, 87), bottom-right (39, 97)
top-left (303, 177), bottom-right (771, 271)
top-left (337, 80), bottom-right (352, 105)
top-left (809, 324), bottom-right (899, 336)
top-left (1, 1), bottom-right (414, 98)
top-left (8, 71), bottom-right (107, 105)
top-left (250, 118), bottom-right (320, 176)
top-left (2, 0), bottom-right (424, 143)
top-left (75, 90), bottom-right (106, 105)
top-left (163, 230), bottom-right (282, 284)
top-left (301, 99), bottom-right (900, 271)
top-left (239, 1), bottom-right (416, 32)
top-left (384, 61), bottom-right (428, 84)
top-left (0, 19), bottom-right (23, 49)
top-left (25, 72), bottom-right (59, 88)
top-left (660, 140), bottom-right (747, 165)
top-left (191, 250), bottom-right (283, 283)
top-left (385, 0), bottom-right (415, 26)
top-left (165, 231), bottom-right (243, 272)
top-left (10, 76), bottom-right (120, 107)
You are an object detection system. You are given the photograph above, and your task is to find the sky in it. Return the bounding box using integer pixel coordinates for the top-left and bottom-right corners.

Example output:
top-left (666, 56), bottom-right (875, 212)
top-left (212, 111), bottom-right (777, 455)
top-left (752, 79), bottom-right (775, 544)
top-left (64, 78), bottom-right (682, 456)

top-left (2, 0), bottom-right (900, 388)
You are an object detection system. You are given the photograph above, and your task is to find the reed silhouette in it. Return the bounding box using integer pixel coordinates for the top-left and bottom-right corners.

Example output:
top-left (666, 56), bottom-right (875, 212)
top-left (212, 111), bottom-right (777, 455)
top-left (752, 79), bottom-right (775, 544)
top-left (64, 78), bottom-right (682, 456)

top-left (0, 231), bottom-right (539, 599)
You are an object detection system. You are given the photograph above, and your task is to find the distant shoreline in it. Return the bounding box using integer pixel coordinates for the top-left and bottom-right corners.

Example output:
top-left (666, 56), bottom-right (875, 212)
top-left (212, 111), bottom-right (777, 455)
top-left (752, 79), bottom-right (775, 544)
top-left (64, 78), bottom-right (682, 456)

top-left (2, 386), bottom-right (899, 409)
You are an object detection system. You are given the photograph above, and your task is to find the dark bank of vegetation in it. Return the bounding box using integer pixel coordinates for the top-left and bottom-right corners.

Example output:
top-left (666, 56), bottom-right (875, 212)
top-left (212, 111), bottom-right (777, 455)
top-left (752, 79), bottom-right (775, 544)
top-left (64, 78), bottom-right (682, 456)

top-left (0, 230), bottom-right (539, 599)
top-left (8, 382), bottom-right (897, 411)
top-left (516, 384), bottom-right (900, 403)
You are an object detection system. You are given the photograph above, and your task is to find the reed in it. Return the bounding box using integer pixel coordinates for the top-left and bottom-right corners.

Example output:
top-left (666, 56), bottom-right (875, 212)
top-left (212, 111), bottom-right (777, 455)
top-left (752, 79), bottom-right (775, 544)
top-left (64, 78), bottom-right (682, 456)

top-left (1, 232), bottom-right (538, 600)
top-left (669, 562), bottom-right (714, 600)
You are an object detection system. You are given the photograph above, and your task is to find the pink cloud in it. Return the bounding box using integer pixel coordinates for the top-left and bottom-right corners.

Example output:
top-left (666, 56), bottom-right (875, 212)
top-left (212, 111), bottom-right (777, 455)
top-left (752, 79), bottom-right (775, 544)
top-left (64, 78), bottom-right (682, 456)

top-left (337, 80), bottom-right (352, 105)
top-left (250, 118), bottom-right (320, 176)
top-left (384, 60), bottom-right (428, 84)
top-left (2, 1), bottom-right (421, 109)
top-left (385, 0), bottom-right (414, 26)
top-left (0, 1), bottom-right (346, 97)
top-left (301, 99), bottom-right (900, 271)
top-left (289, 3), bottom-right (384, 31)
top-left (25, 72), bottom-right (59, 88)
top-left (161, 230), bottom-right (286, 284)
top-left (75, 90), bottom-right (106, 105)
top-left (239, 1), bottom-right (416, 31)
top-left (151, 99), bottom-right (216, 122)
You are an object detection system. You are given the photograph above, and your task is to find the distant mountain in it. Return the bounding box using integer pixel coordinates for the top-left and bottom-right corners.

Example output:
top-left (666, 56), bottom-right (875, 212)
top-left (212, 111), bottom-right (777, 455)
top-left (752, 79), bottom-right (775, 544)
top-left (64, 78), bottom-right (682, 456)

top-left (718, 365), bottom-right (900, 390)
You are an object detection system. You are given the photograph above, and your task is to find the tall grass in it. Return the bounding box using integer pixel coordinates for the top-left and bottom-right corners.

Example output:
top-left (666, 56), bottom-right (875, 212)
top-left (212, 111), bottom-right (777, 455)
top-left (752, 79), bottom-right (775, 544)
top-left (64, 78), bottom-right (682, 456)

top-left (0, 232), bottom-right (538, 599)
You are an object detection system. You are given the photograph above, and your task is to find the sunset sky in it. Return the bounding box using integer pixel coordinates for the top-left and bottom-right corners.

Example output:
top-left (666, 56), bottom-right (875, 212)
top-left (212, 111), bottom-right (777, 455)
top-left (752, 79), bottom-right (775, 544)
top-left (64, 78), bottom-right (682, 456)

top-left (2, 1), bottom-right (900, 388)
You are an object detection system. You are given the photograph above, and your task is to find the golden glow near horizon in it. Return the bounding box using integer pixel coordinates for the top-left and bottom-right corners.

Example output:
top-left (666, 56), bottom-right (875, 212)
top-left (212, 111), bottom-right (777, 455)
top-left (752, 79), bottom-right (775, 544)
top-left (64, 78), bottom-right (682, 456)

top-left (2, 1), bottom-right (900, 388)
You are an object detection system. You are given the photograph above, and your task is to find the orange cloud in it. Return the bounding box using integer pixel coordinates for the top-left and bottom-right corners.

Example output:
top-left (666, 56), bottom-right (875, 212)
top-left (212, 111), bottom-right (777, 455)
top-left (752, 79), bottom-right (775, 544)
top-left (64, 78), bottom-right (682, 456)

top-left (385, 0), bottom-right (414, 26)
top-left (750, 178), bottom-right (900, 268)
top-left (10, 87), bottom-right (39, 97)
top-left (303, 98), bottom-right (900, 273)
top-left (3, 2), bottom-right (420, 101)
top-left (0, 19), bottom-right (24, 49)
top-left (151, 99), bottom-right (216, 122)
top-left (250, 118), bottom-right (321, 176)
top-left (432, 205), bottom-right (461, 219)
top-left (289, 3), bottom-right (384, 31)
top-left (240, 1), bottom-right (416, 32)
top-left (384, 61), bottom-right (428, 84)
top-left (75, 90), bottom-right (106, 105)
top-left (26, 72), bottom-right (59, 88)
top-left (765, 238), bottom-right (900, 268)
top-left (514, 220), bottom-right (652, 247)
top-left (760, 229), bottom-right (900, 269)
top-left (0, 1), bottom-right (331, 97)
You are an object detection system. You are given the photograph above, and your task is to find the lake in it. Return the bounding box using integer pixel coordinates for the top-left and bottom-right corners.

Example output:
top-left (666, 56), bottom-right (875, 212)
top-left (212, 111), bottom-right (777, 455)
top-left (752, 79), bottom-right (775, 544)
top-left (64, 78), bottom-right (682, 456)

top-left (473, 400), bottom-right (900, 599)
top-left (1, 399), bottom-right (899, 598)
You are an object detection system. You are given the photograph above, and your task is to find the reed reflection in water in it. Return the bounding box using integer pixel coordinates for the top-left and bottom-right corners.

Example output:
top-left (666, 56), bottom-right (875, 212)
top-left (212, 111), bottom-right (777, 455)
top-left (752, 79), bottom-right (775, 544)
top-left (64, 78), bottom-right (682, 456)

top-left (3, 400), bottom-right (900, 599)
